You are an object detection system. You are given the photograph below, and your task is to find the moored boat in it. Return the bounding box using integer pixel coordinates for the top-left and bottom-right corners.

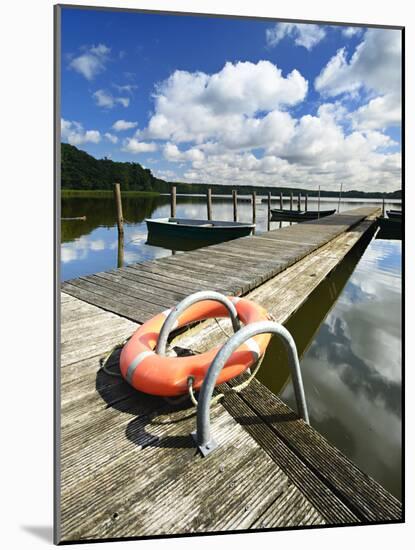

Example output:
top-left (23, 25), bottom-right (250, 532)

top-left (386, 209), bottom-right (402, 220)
top-left (146, 217), bottom-right (255, 244)
top-left (377, 217), bottom-right (402, 240)
top-left (270, 208), bottom-right (336, 222)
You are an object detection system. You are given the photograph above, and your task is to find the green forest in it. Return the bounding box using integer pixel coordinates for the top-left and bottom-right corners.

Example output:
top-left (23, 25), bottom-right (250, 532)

top-left (61, 143), bottom-right (401, 199)
top-left (61, 143), bottom-right (170, 192)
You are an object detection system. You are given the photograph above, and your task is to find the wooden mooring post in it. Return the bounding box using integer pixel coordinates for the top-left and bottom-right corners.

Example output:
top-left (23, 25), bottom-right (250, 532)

top-left (317, 185), bottom-right (321, 219)
top-left (290, 193), bottom-right (293, 225)
top-left (232, 190), bottom-right (238, 222)
top-left (113, 183), bottom-right (124, 268)
top-left (207, 187), bottom-right (212, 220)
top-left (298, 193), bottom-right (301, 212)
top-left (280, 192), bottom-right (283, 209)
top-left (113, 183), bottom-right (124, 238)
top-left (252, 191), bottom-right (256, 232)
top-left (382, 197), bottom-right (385, 217)
top-left (305, 194), bottom-right (308, 212)
top-left (171, 185), bottom-right (177, 218)
top-left (338, 182), bottom-right (343, 214)
top-left (117, 233), bottom-right (124, 268)
top-left (267, 192), bottom-right (271, 231)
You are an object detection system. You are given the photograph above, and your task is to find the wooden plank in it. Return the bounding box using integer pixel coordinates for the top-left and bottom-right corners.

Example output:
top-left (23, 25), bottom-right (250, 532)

top-left (229, 377), bottom-right (402, 522)
top-left (91, 271), bottom-right (193, 305)
top-left (61, 313), bottom-right (134, 345)
top-left (61, 301), bottom-right (106, 324)
top-left (61, 323), bottom-right (135, 368)
top-left (122, 262), bottom-right (208, 292)
top-left (221, 390), bottom-right (358, 524)
top-left (65, 278), bottom-right (162, 317)
top-left (61, 282), bottom-right (154, 324)
top-left (186, 248), bottom-right (280, 274)
top-left (159, 256), bottom-right (249, 289)
top-left (120, 266), bottom-right (200, 296)
top-left (61, 400), bottom-right (322, 541)
top-left (163, 254), bottom-right (280, 291)
top-left (148, 259), bottom-right (233, 291)
top-left (252, 484), bottom-right (326, 528)
top-left (118, 261), bottom-right (223, 291)
top-left (207, 240), bottom-right (304, 262)
top-left (82, 273), bottom-right (185, 309)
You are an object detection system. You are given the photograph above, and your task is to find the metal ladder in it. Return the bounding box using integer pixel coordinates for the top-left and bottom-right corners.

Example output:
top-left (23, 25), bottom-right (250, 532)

top-left (157, 291), bottom-right (309, 458)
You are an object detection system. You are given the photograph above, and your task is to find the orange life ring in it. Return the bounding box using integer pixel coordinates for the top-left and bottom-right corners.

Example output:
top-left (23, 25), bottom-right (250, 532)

top-left (119, 297), bottom-right (271, 396)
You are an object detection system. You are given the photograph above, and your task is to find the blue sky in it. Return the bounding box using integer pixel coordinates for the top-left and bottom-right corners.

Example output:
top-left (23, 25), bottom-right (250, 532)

top-left (60, 7), bottom-right (402, 192)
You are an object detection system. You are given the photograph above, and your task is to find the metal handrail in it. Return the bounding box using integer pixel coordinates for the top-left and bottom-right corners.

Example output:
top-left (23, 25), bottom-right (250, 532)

top-left (191, 320), bottom-right (310, 457)
top-left (156, 291), bottom-right (241, 356)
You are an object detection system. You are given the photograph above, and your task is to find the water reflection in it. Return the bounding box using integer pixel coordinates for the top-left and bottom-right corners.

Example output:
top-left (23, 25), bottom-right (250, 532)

top-left (258, 234), bottom-right (402, 499)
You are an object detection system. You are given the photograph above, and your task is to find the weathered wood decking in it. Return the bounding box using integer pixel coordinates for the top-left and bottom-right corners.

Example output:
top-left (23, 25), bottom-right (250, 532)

top-left (58, 207), bottom-right (402, 543)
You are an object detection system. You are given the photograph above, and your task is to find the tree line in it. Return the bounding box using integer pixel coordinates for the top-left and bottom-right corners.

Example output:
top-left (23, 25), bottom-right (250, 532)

top-left (61, 143), bottom-right (170, 192)
top-left (61, 143), bottom-right (401, 199)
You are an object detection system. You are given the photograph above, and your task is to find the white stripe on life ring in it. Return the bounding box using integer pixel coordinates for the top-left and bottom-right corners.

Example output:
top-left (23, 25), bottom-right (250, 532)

top-left (245, 337), bottom-right (261, 361)
top-left (126, 350), bottom-right (154, 384)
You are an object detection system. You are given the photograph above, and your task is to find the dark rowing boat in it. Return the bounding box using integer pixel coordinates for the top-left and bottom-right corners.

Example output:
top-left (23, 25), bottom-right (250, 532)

top-left (377, 217), bottom-right (402, 240)
top-left (146, 217), bottom-right (255, 244)
top-left (270, 208), bottom-right (336, 222)
top-left (386, 209), bottom-right (402, 220)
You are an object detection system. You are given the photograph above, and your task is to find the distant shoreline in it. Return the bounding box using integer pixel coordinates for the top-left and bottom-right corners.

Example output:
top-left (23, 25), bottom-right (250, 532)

top-left (61, 188), bottom-right (401, 203)
top-left (60, 189), bottom-right (402, 205)
top-left (61, 189), bottom-right (160, 198)
top-left (160, 192), bottom-right (402, 204)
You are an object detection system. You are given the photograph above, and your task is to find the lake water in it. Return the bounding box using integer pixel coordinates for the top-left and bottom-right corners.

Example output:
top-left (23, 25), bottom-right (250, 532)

top-left (60, 195), bottom-right (399, 281)
top-left (257, 230), bottom-right (402, 499)
top-left (61, 194), bottom-right (402, 499)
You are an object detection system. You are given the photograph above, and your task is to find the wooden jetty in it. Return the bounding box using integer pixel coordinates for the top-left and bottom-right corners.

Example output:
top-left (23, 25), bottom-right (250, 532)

top-left (57, 207), bottom-right (402, 543)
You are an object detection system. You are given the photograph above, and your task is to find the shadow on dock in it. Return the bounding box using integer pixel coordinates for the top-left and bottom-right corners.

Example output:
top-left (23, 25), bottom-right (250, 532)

top-left (95, 352), bottom-right (198, 451)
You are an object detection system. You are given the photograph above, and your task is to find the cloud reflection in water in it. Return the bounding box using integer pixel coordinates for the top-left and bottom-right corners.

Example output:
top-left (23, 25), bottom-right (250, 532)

top-left (281, 238), bottom-right (401, 499)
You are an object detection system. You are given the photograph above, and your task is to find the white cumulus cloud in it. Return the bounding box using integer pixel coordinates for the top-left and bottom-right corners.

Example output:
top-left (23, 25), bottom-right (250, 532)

top-left (342, 26), bottom-right (363, 38)
top-left (163, 143), bottom-right (205, 163)
top-left (315, 28), bottom-right (402, 132)
top-left (351, 94), bottom-right (401, 131)
top-left (69, 44), bottom-right (110, 80)
top-left (315, 28), bottom-right (401, 97)
top-left (143, 60), bottom-right (307, 147)
top-left (116, 49), bottom-right (400, 193)
top-left (176, 102), bottom-right (400, 192)
top-left (61, 119), bottom-right (101, 146)
top-left (104, 132), bottom-right (118, 144)
top-left (122, 138), bottom-right (157, 154)
top-left (93, 90), bottom-right (130, 109)
top-left (113, 84), bottom-right (137, 94)
top-left (112, 119), bottom-right (138, 131)
top-left (266, 23), bottom-right (326, 50)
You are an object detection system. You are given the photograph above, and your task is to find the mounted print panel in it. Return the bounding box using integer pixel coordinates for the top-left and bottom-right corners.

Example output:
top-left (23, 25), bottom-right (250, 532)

top-left (55, 4), bottom-right (403, 544)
